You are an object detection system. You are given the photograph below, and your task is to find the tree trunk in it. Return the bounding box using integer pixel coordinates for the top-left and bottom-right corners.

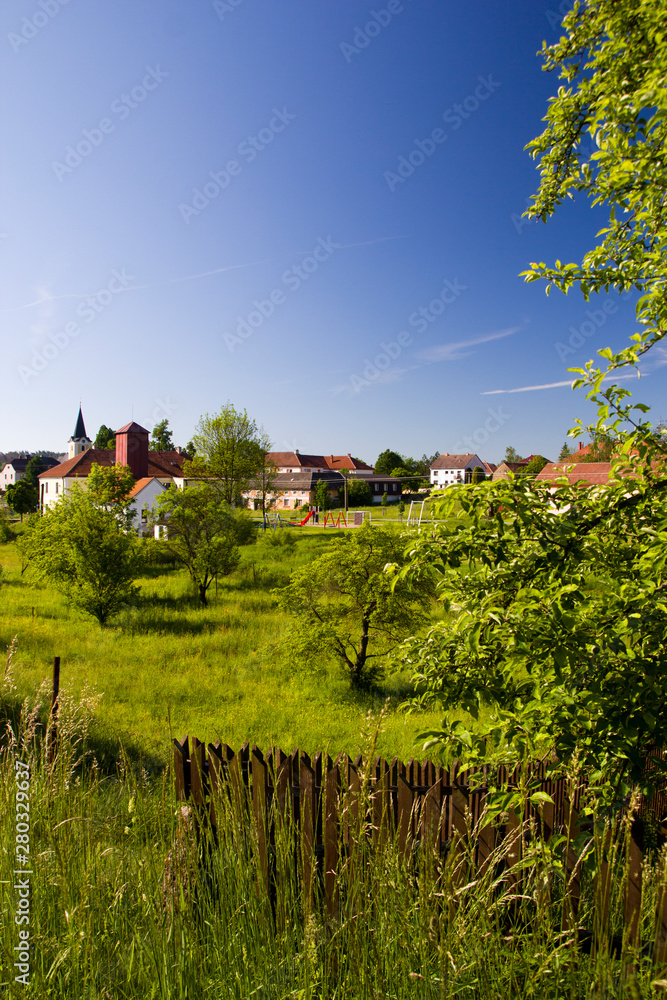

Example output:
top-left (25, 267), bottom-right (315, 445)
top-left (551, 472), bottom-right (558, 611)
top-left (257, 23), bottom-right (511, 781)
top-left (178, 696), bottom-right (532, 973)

top-left (198, 584), bottom-right (208, 607)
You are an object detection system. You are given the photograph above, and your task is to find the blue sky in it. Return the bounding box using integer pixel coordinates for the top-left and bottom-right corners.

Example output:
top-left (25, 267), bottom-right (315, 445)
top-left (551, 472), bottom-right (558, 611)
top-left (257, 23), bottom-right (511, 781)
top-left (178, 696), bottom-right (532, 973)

top-left (1, 0), bottom-right (662, 464)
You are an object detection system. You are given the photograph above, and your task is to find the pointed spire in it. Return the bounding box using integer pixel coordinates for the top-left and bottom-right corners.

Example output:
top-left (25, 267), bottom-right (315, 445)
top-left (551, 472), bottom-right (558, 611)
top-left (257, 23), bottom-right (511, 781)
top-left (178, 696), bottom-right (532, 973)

top-left (72, 406), bottom-right (87, 441)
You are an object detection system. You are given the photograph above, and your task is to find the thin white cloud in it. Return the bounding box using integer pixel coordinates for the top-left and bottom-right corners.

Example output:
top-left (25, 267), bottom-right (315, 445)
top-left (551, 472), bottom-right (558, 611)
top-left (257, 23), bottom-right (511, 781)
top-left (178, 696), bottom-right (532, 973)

top-left (419, 327), bottom-right (521, 363)
top-left (482, 371), bottom-right (642, 395)
top-left (3, 237), bottom-right (411, 312)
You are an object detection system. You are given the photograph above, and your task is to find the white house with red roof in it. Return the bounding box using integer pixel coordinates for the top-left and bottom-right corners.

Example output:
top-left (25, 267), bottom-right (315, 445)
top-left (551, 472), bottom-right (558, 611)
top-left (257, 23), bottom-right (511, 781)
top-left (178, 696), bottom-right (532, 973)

top-left (429, 453), bottom-right (485, 487)
top-left (39, 410), bottom-right (188, 531)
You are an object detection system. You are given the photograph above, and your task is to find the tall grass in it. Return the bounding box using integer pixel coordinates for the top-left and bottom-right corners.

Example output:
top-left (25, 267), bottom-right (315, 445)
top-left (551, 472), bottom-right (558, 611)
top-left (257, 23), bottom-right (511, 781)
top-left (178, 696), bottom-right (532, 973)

top-left (2, 688), bottom-right (667, 999)
top-left (0, 528), bottom-right (446, 763)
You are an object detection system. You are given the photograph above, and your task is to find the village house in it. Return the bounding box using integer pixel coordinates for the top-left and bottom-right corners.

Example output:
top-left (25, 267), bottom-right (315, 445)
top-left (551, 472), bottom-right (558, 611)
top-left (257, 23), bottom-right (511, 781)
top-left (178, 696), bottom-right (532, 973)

top-left (429, 453), bottom-right (485, 487)
top-left (245, 451), bottom-right (377, 510)
top-left (1, 454), bottom-right (61, 491)
top-left (38, 409), bottom-right (189, 534)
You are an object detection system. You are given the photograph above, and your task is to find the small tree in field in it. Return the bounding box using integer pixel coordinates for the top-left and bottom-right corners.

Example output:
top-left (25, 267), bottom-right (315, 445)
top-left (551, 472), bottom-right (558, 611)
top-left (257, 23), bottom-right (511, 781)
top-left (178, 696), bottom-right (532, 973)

top-left (156, 484), bottom-right (254, 606)
top-left (276, 524), bottom-right (433, 688)
top-left (314, 479), bottom-right (331, 512)
top-left (20, 487), bottom-right (140, 626)
top-left (6, 480), bottom-right (38, 521)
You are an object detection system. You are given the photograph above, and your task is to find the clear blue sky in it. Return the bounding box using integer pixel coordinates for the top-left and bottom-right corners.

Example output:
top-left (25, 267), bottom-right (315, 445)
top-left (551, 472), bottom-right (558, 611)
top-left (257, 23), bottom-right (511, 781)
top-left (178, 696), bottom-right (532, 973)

top-left (1, 0), bottom-right (661, 464)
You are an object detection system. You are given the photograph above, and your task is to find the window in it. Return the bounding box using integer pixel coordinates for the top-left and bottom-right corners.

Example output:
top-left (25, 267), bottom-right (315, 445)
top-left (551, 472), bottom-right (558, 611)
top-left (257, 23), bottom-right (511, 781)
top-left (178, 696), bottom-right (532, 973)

top-left (375, 483), bottom-right (380, 491)
top-left (45, 483), bottom-right (48, 493)
top-left (55, 483), bottom-right (59, 494)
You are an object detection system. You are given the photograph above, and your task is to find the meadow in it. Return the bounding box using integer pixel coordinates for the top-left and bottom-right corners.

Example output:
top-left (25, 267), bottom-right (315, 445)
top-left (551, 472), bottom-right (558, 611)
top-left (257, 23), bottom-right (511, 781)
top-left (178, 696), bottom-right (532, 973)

top-left (0, 523), bottom-right (446, 769)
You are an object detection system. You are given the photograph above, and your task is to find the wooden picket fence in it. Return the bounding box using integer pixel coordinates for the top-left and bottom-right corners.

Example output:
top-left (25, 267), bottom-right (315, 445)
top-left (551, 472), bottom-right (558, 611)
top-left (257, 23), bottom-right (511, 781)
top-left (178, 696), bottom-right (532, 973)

top-left (173, 737), bottom-right (667, 954)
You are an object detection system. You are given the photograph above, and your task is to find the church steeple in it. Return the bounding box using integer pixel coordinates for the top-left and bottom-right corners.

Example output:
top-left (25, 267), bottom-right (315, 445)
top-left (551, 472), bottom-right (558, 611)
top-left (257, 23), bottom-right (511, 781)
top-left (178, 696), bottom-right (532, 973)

top-left (68, 406), bottom-right (92, 459)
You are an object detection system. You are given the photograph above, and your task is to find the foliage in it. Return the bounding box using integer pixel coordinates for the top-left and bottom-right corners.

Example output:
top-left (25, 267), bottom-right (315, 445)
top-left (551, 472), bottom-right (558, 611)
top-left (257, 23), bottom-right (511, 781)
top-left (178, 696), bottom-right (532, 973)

top-left (150, 418), bottom-right (174, 451)
top-left (343, 477), bottom-right (372, 507)
top-left (185, 403), bottom-right (270, 506)
top-left (470, 467), bottom-right (486, 484)
top-left (0, 506), bottom-right (14, 542)
top-left (503, 446), bottom-right (523, 463)
top-left (94, 424), bottom-right (116, 449)
top-left (5, 479), bottom-right (38, 521)
top-left (381, 491), bottom-right (388, 508)
top-left (86, 462), bottom-right (136, 529)
top-left (23, 454), bottom-right (44, 485)
top-left (19, 485), bottom-right (140, 626)
top-left (571, 434), bottom-right (615, 462)
top-left (399, 0), bottom-right (667, 793)
top-left (156, 483), bottom-right (255, 606)
top-left (374, 449), bottom-right (403, 475)
top-left (522, 454), bottom-right (549, 476)
top-left (558, 441), bottom-right (573, 460)
top-left (399, 470), bottom-right (667, 785)
top-left (313, 479), bottom-right (331, 511)
top-left (277, 524), bottom-right (433, 688)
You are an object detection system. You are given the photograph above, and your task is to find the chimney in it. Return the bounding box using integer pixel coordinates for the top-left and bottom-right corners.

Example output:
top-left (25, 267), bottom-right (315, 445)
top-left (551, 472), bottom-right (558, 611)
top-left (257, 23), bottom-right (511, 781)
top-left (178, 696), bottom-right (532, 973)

top-left (578, 442), bottom-right (584, 451)
top-left (115, 422), bottom-right (149, 480)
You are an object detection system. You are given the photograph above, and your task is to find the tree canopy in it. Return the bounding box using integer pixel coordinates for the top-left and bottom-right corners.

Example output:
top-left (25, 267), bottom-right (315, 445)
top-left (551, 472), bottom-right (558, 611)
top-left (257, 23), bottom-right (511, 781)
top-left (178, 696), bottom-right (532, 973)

top-left (94, 425), bottom-right (116, 449)
top-left (186, 404), bottom-right (270, 506)
top-left (20, 486), bottom-right (140, 626)
top-left (150, 419), bottom-right (174, 451)
top-left (156, 483), bottom-right (255, 606)
top-left (277, 524), bottom-right (433, 688)
top-left (396, 0), bottom-right (667, 794)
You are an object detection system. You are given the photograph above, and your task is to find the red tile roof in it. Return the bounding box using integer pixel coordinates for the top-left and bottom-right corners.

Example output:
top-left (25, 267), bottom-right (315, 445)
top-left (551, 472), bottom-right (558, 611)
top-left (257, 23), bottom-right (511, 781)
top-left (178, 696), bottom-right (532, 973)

top-left (128, 477), bottom-right (167, 498)
top-left (38, 449), bottom-right (187, 480)
top-left (266, 452), bottom-right (373, 471)
top-left (536, 462), bottom-right (614, 486)
top-left (116, 421), bottom-right (150, 434)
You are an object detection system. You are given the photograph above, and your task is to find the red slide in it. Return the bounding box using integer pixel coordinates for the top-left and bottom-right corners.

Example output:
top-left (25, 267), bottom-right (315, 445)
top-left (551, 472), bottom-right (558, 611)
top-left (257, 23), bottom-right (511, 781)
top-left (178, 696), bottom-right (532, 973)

top-left (299, 510), bottom-right (314, 526)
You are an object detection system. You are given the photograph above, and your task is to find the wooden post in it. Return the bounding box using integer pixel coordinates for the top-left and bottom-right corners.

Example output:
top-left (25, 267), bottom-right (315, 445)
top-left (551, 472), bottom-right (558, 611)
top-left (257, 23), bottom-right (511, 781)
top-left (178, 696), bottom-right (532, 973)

top-left (47, 656), bottom-right (60, 765)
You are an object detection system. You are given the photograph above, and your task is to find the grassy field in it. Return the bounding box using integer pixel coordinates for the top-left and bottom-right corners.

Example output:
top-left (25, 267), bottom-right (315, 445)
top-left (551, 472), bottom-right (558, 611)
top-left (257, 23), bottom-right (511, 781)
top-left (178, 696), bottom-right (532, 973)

top-left (0, 525), bottom-right (447, 769)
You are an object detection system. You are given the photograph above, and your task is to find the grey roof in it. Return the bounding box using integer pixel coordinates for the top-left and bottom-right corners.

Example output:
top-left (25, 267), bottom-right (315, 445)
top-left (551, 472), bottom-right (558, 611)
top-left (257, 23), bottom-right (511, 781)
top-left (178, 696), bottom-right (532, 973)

top-left (431, 453), bottom-right (483, 470)
top-left (71, 406), bottom-right (89, 441)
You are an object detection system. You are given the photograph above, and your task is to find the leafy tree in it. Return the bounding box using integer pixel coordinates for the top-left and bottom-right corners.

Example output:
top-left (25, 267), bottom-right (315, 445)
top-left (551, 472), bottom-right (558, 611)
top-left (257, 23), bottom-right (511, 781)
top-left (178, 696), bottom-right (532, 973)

top-left (94, 425), bottom-right (116, 449)
top-left (19, 486), bottom-right (140, 626)
top-left (156, 484), bottom-right (254, 606)
top-left (6, 480), bottom-right (38, 521)
top-left (503, 446), bottom-right (523, 463)
top-left (522, 455), bottom-right (549, 476)
top-left (186, 404), bottom-right (270, 506)
top-left (313, 479), bottom-right (331, 511)
top-left (344, 478), bottom-right (372, 508)
top-left (87, 462), bottom-right (136, 529)
top-left (277, 525), bottom-right (433, 688)
top-left (23, 455), bottom-right (44, 486)
top-left (470, 467), bottom-right (486, 484)
top-left (398, 0), bottom-right (667, 792)
top-left (374, 450), bottom-right (404, 476)
top-left (150, 419), bottom-right (174, 451)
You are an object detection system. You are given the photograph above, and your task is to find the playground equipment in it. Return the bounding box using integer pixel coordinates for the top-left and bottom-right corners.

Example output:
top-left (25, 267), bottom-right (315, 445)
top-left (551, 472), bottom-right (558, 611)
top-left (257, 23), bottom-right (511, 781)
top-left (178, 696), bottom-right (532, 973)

top-left (322, 510), bottom-right (348, 528)
top-left (406, 499), bottom-right (426, 527)
top-left (299, 509), bottom-right (315, 526)
top-left (263, 512), bottom-right (290, 532)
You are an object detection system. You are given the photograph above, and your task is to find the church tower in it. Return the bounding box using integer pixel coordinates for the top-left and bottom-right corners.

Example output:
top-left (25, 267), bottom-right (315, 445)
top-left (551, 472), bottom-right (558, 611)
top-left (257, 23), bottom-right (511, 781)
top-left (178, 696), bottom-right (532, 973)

top-left (68, 406), bottom-right (92, 459)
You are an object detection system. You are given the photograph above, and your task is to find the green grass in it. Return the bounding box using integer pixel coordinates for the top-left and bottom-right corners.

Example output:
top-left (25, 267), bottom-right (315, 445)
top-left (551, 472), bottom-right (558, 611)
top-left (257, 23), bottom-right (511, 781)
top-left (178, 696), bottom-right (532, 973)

top-left (0, 529), bottom-right (447, 767)
top-left (1, 717), bottom-right (664, 999)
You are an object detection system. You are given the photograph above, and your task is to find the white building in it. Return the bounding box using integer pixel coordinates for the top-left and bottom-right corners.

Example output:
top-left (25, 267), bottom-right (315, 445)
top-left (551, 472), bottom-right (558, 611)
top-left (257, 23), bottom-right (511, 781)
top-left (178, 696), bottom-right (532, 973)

top-left (429, 453), bottom-right (485, 487)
